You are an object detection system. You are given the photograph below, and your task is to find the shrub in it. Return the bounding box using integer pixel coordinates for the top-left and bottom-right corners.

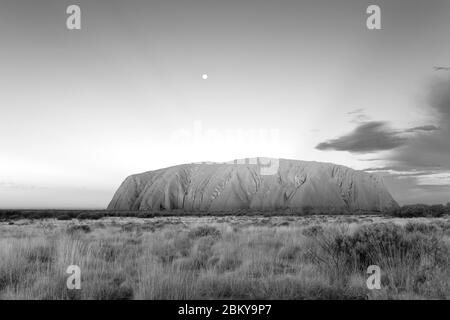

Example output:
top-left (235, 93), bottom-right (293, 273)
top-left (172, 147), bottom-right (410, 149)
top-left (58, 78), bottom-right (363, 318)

top-left (28, 212), bottom-right (43, 220)
top-left (76, 212), bottom-right (91, 220)
top-left (172, 235), bottom-right (192, 257)
top-left (302, 225), bottom-right (324, 237)
top-left (76, 212), bottom-right (103, 220)
top-left (302, 206), bottom-right (314, 215)
top-left (191, 236), bottom-right (216, 268)
top-left (404, 222), bottom-right (440, 234)
top-left (188, 225), bottom-right (221, 239)
top-left (92, 277), bottom-right (134, 300)
top-left (0, 210), bottom-right (25, 220)
top-left (99, 243), bottom-right (121, 262)
top-left (66, 225), bottom-right (91, 234)
top-left (121, 223), bottom-right (140, 233)
top-left (307, 222), bottom-right (450, 291)
top-left (389, 204), bottom-right (446, 218)
top-left (277, 245), bottom-right (303, 261)
top-left (173, 257), bottom-right (202, 271)
top-left (151, 242), bottom-right (178, 264)
top-left (389, 204), bottom-right (428, 217)
top-left (0, 260), bottom-right (29, 291)
top-left (430, 204), bottom-right (446, 217)
top-left (214, 254), bottom-right (242, 273)
top-left (137, 212), bottom-right (155, 218)
top-left (57, 215), bottom-right (72, 221)
top-left (26, 245), bottom-right (55, 264)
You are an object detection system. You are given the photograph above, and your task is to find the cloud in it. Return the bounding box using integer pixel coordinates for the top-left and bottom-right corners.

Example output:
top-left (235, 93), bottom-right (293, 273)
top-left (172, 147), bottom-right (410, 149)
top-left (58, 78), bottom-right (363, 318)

top-left (362, 166), bottom-right (433, 173)
top-left (387, 76), bottom-right (450, 171)
top-left (317, 76), bottom-right (449, 157)
top-left (316, 122), bottom-right (440, 154)
top-left (429, 76), bottom-right (450, 118)
top-left (403, 125), bottom-right (439, 133)
top-left (347, 108), bottom-right (364, 115)
top-left (346, 108), bottom-right (370, 124)
top-left (316, 121), bottom-right (406, 153)
top-left (316, 76), bottom-right (450, 204)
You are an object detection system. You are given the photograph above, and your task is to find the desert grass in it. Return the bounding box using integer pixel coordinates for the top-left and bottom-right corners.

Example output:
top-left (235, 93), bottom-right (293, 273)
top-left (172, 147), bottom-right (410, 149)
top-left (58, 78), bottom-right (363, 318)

top-left (0, 215), bottom-right (449, 300)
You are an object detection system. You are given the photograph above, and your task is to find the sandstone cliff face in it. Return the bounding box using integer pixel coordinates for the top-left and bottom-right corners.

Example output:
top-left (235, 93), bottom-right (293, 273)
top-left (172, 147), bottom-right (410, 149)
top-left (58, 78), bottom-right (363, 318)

top-left (107, 158), bottom-right (398, 212)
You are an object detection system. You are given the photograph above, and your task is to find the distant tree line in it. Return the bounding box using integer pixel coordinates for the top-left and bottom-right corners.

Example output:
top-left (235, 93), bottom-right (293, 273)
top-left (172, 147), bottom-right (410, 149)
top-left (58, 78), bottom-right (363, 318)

top-left (0, 203), bottom-right (449, 221)
top-left (388, 203), bottom-right (450, 218)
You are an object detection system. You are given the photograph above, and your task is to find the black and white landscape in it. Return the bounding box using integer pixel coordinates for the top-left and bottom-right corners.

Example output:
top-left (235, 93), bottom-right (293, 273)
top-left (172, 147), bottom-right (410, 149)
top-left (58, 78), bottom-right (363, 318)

top-left (0, 0), bottom-right (449, 300)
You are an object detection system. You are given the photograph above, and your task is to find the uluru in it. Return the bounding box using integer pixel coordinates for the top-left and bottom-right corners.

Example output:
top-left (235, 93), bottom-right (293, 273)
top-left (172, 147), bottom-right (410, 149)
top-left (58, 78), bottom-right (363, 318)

top-left (107, 158), bottom-right (398, 212)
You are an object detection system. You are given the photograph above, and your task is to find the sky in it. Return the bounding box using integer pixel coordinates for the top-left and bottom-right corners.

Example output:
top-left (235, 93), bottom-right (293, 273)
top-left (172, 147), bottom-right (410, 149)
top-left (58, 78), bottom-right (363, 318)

top-left (1, 0), bottom-right (450, 208)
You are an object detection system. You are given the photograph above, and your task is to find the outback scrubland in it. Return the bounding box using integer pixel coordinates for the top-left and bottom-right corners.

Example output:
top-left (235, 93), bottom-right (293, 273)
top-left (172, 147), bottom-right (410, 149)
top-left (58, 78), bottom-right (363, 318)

top-left (1, 203), bottom-right (449, 220)
top-left (0, 213), bottom-right (449, 300)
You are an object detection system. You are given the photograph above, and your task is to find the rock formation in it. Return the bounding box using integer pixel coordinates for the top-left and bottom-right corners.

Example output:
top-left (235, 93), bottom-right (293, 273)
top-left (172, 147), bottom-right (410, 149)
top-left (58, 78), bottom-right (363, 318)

top-left (107, 158), bottom-right (398, 212)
